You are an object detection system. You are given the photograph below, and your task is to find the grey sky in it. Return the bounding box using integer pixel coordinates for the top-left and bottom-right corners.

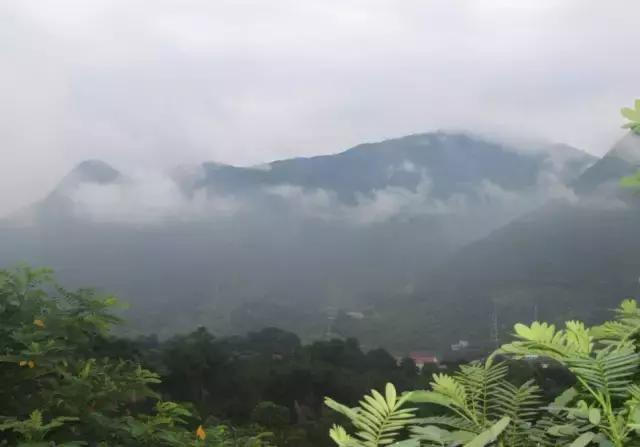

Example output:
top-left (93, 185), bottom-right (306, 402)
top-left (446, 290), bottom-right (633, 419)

top-left (1, 0), bottom-right (639, 216)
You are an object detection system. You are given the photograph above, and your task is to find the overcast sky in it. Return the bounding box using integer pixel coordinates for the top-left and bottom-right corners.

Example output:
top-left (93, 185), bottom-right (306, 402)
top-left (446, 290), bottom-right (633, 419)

top-left (1, 0), bottom-right (639, 216)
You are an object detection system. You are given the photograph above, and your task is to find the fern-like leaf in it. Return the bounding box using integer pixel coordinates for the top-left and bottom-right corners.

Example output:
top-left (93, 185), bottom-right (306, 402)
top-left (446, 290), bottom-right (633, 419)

top-left (493, 380), bottom-right (542, 446)
top-left (566, 344), bottom-right (639, 399)
top-left (456, 361), bottom-right (508, 426)
top-left (591, 299), bottom-right (640, 346)
top-left (325, 383), bottom-right (417, 447)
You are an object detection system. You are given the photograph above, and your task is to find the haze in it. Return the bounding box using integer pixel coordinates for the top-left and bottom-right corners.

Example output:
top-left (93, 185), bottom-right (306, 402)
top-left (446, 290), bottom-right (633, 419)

top-left (1, 0), bottom-right (639, 216)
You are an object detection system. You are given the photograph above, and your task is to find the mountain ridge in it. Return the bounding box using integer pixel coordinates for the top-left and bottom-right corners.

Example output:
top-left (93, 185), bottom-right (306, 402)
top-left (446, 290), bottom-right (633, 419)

top-left (40, 131), bottom-right (597, 211)
top-left (383, 131), bottom-right (640, 350)
top-left (0, 130), bottom-right (608, 350)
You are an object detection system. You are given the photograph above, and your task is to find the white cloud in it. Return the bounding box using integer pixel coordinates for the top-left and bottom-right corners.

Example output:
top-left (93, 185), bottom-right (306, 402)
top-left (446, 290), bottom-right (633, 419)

top-left (266, 173), bottom-right (468, 226)
top-left (70, 171), bottom-right (242, 224)
top-left (53, 149), bottom-right (610, 228)
top-left (1, 0), bottom-right (639, 216)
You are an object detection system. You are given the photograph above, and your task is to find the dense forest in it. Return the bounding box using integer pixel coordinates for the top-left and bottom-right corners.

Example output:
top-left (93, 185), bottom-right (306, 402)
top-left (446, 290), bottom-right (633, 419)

top-left (0, 265), bottom-right (436, 446)
top-left (6, 260), bottom-right (640, 446)
top-left (0, 265), bottom-right (575, 446)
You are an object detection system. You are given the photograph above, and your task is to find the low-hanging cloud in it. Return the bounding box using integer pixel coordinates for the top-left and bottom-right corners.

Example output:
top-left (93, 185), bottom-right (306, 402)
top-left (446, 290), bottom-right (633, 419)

top-left (1, 0), bottom-right (639, 217)
top-left (265, 173), bottom-right (469, 226)
top-left (64, 156), bottom-right (594, 228)
top-left (69, 171), bottom-right (243, 224)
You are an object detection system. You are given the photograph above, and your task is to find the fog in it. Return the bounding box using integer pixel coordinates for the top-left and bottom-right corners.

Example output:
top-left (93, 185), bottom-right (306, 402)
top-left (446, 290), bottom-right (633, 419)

top-left (70, 171), bottom-right (243, 224)
top-left (1, 0), bottom-right (640, 351)
top-left (5, 5), bottom-right (640, 445)
top-left (68, 163), bottom-right (574, 227)
top-left (2, 1), bottom-right (640, 216)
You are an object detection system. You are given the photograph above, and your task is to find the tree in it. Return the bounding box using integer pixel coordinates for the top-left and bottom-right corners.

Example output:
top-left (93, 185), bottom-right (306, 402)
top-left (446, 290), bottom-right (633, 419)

top-left (0, 266), bottom-right (270, 446)
top-left (398, 357), bottom-right (418, 378)
top-left (365, 348), bottom-right (398, 372)
top-left (250, 401), bottom-right (290, 429)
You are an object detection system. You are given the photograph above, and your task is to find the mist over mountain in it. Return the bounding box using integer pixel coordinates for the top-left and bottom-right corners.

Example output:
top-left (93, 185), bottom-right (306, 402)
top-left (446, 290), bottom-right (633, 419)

top-left (381, 132), bottom-right (640, 351)
top-left (0, 131), bottom-right (599, 347)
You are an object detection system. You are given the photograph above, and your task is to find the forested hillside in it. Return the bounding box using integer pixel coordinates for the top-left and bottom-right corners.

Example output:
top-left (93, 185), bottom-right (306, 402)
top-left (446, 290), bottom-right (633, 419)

top-left (336, 131), bottom-right (640, 352)
top-left (0, 266), bottom-right (437, 446)
top-left (0, 132), bottom-right (596, 351)
top-left (5, 265), bottom-right (640, 446)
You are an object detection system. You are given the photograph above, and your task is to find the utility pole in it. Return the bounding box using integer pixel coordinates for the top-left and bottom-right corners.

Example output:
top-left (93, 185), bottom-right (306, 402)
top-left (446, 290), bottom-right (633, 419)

top-left (325, 307), bottom-right (337, 340)
top-left (490, 301), bottom-right (499, 349)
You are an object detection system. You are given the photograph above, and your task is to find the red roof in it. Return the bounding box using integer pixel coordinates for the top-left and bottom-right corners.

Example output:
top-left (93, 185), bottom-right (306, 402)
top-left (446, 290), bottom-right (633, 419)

top-left (408, 352), bottom-right (439, 364)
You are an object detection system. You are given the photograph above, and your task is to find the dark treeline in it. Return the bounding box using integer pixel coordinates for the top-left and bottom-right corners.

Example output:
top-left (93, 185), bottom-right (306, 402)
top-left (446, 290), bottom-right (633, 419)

top-left (92, 328), bottom-right (427, 446)
top-left (92, 327), bottom-right (574, 446)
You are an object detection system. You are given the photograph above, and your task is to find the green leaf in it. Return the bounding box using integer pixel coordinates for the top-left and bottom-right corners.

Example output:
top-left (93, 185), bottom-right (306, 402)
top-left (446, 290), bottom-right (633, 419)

top-left (547, 424), bottom-right (579, 437)
top-left (389, 440), bottom-right (419, 447)
top-left (385, 383), bottom-right (397, 409)
top-left (621, 107), bottom-right (640, 121)
top-left (569, 431), bottom-right (595, 447)
top-left (326, 384), bottom-right (416, 447)
top-left (464, 417), bottom-right (510, 447)
top-left (549, 387), bottom-right (578, 414)
top-left (588, 408), bottom-right (600, 426)
top-left (409, 390), bottom-right (454, 407)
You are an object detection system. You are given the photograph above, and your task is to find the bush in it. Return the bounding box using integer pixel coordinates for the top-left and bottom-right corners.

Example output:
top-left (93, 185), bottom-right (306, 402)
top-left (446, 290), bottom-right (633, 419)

top-left (0, 266), bottom-right (270, 446)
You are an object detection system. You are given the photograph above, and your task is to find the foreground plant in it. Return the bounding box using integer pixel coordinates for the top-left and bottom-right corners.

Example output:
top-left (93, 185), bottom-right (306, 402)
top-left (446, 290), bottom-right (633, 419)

top-left (0, 266), bottom-right (272, 446)
top-left (0, 410), bottom-right (79, 446)
top-left (497, 300), bottom-right (640, 447)
top-left (326, 298), bottom-right (640, 446)
top-left (325, 383), bottom-right (418, 447)
top-left (324, 371), bottom-right (535, 447)
top-left (409, 361), bottom-right (541, 446)
top-left (621, 99), bottom-right (640, 134)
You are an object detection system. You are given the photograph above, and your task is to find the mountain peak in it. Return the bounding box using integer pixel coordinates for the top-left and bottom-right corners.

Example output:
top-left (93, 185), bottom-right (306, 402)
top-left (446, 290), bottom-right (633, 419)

top-left (68, 160), bottom-right (121, 183)
top-left (607, 132), bottom-right (640, 164)
top-left (55, 160), bottom-right (122, 193)
top-left (573, 132), bottom-right (640, 195)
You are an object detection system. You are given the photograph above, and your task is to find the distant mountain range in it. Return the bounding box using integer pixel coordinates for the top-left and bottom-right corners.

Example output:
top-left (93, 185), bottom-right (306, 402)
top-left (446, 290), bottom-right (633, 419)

top-left (4, 131), bottom-right (638, 352)
top-left (340, 133), bottom-right (640, 351)
top-left (402, 133), bottom-right (640, 348)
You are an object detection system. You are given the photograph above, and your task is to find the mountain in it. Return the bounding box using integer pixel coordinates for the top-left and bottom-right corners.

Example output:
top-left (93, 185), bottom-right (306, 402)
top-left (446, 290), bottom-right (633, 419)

top-left (56, 159), bottom-right (123, 190)
top-left (186, 132), bottom-right (593, 201)
top-left (0, 132), bottom-right (596, 344)
top-left (393, 132), bottom-right (640, 351)
top-left (573, 133), bottom-right (640, 195)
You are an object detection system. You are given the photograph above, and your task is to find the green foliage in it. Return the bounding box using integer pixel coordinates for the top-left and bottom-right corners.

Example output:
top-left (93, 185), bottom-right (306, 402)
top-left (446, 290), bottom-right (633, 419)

top-left (621, 99), bottom-right (640, 134)
top-left (379, 299), bottom-right (640, 447)
top-left (620, 170), bottom-right (640, 190)
top-left (0, 410), bottom-right (78, 445)
top-left (619, 100), bottom-right (640, 191)
top-left (324, 374), bottom-right (526, 447)
top-left (498, 300), bottom-right (640, 447)
top-left (251, 402), bottom-right (290, 430)
top-left (325, 383), bottom-right (418, 447)
top-left (0, 266), bottom-right (271, 446)
top-left (0, 265), bottom-right (426, 446)
top-left (409, 361), bottom-right (541, 446)
top-left (326, 296), bottom-right (640, 446)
